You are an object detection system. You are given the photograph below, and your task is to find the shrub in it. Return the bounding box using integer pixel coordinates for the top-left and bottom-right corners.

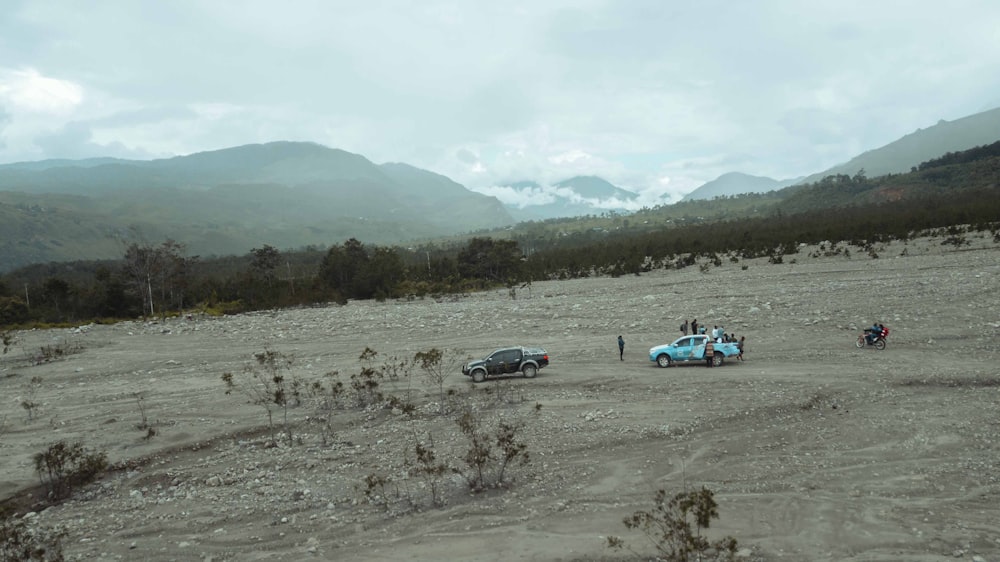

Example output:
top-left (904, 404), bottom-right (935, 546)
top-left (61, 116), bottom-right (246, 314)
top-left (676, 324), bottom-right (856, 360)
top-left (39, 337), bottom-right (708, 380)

top-left (307, 371), bottom-right (345, 446)
top-left (222, 347), bottom-right (300, 446)
top-left (1, 329), bottom-right (16, 355)
top-left (34, 341), bottom-right (83, 364)
top-left (455, 410), bottom-right (530, 491)
top-left (414, 348), bottom-right (462, 415)
top-left (494, 421), bottom-right (529, 485)
top-left (0, 298), bottom-right (30, 326)
top-left (0, 515), bottom-right (66, 562)
top-left (132, 391), bottom-right (150, 430)
top-left (349, 347), bottom-right (414, 408)
top-left (607, 487), bottom-right (738, 562)
top-left (21, 376), bottom-right (43, 421)
top-left (457, 410), bottom-right (492, 491)
top-left (411, 440), bottom-right (451, 507)
top-left (33, 440), bottom-right (109, 500)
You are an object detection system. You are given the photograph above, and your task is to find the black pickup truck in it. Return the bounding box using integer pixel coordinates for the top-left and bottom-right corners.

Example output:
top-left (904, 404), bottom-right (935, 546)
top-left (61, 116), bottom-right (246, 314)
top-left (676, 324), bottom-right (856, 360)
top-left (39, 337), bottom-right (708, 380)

top-left (461, 346), bottom-right (550, 383)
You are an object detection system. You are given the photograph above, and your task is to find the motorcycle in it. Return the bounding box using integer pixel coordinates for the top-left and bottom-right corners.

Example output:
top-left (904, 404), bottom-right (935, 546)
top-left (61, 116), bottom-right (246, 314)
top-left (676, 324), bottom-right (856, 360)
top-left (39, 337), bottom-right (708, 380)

top-left (856, 330), bottom-right (887, 350)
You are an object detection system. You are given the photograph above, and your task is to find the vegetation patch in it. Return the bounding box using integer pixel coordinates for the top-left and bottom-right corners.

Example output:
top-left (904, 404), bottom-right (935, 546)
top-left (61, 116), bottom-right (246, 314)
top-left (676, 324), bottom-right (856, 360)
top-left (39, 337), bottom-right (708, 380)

top-left (33, 440), bottom-right (108, 501)
top-left (607, 487), bottom-right (739, 562)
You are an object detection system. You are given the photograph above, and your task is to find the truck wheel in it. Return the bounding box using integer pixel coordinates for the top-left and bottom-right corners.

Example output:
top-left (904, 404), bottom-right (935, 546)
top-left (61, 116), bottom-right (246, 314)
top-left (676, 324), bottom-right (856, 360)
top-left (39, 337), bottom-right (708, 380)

top-left (522, 364), bottom-right (537, 378)
top-left (472, 370), bottom-right (486, 383)
top-left (656, 354), bottom-right (672, 368)
top-left (712, 353), bottom-right (724, 367)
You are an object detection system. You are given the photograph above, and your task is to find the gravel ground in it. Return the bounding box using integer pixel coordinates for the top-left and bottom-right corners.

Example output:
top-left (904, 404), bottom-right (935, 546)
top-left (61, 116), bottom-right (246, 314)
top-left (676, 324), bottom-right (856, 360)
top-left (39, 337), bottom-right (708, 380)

top-left (2, 233), bottom-right (999, 562)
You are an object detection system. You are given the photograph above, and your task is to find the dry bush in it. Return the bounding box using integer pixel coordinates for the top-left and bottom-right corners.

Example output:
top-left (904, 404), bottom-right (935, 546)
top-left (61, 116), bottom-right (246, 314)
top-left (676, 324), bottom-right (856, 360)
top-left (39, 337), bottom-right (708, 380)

top-left (222, 347), bottom-right (300, 446)
top-left (0, 515), bottom-right (66, 562)
top-left (456, 410), bottom-right (530, 491)
top-left (33, 440), bottom-right (108, 501)
top-left (607, 487), bottom-right (738, 562)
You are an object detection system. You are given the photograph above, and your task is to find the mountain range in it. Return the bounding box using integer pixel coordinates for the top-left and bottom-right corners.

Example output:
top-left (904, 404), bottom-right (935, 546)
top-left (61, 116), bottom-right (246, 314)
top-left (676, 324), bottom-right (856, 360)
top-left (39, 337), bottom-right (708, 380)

top-left (2, 106), bottom-right (999, 272)
top-left (0, 142), bottom-right (512, 271)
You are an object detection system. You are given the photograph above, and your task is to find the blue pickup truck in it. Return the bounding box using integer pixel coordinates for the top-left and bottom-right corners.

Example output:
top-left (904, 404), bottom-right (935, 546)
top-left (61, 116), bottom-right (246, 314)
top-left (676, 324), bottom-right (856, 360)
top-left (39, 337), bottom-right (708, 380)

top-left (649, 335), bottom-right (740, 368)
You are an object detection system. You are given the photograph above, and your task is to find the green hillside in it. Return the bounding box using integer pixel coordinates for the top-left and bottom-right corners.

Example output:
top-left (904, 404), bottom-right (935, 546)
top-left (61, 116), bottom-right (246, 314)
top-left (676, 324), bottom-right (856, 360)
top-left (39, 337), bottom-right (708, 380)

top-left (0, 142), bottom-right (514, 272)
top-left (796, 106), bottom-right (1000, 184)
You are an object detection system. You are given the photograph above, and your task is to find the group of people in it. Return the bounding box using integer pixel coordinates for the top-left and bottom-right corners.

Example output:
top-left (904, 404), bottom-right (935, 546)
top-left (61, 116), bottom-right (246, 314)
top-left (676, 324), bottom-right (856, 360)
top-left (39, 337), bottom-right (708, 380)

top-left (615, 319), bottom-right (747, 364)
top-left (864, 322), bottom-right (890, 345)
top-left (681, 319), bottom-right (745, 366)
top-left (682, 319), bottom-right (743, 345)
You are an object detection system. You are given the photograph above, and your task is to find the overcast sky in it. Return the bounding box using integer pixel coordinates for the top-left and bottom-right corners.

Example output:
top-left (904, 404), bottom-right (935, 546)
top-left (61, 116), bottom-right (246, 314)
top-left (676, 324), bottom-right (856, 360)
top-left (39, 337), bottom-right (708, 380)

top-left (2, 1), bottom-right (999, 205)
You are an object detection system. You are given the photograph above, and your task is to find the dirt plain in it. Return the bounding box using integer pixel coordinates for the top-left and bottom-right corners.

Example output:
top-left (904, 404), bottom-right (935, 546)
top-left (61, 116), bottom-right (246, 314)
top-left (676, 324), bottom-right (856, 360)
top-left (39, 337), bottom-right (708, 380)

top-left (1, 234), bottom-right (999, 562)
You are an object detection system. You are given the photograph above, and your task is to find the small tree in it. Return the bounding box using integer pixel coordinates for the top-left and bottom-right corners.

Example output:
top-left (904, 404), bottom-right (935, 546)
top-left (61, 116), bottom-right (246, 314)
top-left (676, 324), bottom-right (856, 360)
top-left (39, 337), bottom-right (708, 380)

top-left (456, 410), bottom-right (493, 491)
top-left (414, 348), bottom-right (459, 414)
top-left (411, 439), bottom-right (451, 507)
top-left (308, 371), bottom-right (345, 446)
top-left (494, 421), bottom-right (529, 486)
top-left (249, 245), bottom-right (281, 288)
top-left (349, 347), bottom-right (385, 407)
top-left (222, 348), bottom-right (300, 446)
top-left (607, 487), bottom-right (738, 561)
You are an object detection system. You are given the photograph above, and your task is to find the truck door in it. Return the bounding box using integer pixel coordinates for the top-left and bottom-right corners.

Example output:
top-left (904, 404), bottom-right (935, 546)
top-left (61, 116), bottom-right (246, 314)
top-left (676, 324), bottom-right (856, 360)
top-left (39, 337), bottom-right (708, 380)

top-left (490, 349), bottom-right (519, 375)
top-left (693, 336), bottom-right (707, 359)
top-left (677, 337), bottom-right (696, 359)
top-left (501, 349), bottom-right (521, 374)
top-left (486, 351), bottom-right (503, 375)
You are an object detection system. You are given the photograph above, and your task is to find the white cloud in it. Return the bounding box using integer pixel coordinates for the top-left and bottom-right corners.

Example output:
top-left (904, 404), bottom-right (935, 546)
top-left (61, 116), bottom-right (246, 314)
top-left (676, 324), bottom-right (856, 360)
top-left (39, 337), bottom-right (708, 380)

top-left (474, 185), bottom-right (559, 208)
top-left (0, 68), bottom-right (83, 113)
top-left (474, 181), bottom-right (671, 212)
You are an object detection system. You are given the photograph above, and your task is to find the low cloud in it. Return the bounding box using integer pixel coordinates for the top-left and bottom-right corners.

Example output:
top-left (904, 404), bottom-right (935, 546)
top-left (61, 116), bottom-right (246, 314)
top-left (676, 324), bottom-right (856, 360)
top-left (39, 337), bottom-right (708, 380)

top-left (473, 181), bottom-right (670, 212)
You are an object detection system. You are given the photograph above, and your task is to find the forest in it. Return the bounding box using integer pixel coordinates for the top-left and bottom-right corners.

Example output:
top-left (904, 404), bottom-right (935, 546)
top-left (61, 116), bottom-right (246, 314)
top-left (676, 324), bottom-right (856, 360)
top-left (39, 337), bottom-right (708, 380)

top-left (2, 142), bottom-right (999, 328)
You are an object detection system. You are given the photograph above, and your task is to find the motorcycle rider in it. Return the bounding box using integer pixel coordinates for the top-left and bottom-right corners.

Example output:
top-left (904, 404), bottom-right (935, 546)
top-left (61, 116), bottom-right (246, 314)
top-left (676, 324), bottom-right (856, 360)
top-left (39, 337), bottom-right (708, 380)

top-left (865, 322), bottom-right (880, 345)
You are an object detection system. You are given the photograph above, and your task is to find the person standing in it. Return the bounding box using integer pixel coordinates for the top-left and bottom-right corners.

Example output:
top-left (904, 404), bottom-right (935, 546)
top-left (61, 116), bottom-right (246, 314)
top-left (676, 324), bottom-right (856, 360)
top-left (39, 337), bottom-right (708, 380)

top-left (618, 335), bottom-right (625, 361)
top-left (691, 319), bottom-right (698, 336)
top-left (738, 336), bottom-right (745, 361)
top-left (705, 339), bottom-right (715, 367)
top-left (680, 319), bottom-right (689, 335)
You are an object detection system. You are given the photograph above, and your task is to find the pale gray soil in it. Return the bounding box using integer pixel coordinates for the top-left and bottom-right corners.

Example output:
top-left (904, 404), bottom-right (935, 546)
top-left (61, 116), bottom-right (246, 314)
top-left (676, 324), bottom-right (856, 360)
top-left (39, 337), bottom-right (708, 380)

top-left (2, 234), bottom-right (999, 562)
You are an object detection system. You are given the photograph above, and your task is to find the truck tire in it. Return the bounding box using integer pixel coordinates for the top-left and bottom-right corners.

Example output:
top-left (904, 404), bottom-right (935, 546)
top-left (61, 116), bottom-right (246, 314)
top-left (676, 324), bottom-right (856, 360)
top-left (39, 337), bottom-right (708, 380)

top-left (522, 364), bottom-right (537, 378)
top-left (712, 352), bottom-right (724, 367)
top-left (472, 369), bottom-right (486, 383)
top-left (656, 354), bottom-right (672, 368)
